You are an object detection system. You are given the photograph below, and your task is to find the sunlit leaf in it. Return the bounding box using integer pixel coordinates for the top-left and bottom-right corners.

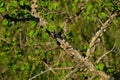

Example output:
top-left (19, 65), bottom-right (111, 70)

top-left (29, 21), bottom-right (37, 28)
top-left (42, 32), bottom-right (49, 40)
top-left (0, 7), bottom-right (5, 13)
top-left (95, 63), bottom-right (105, 70)
top-left (86, 3), bottom-right (93, 12)
top-left (29, 30), bottom-right (34, 38)
top-left (20, 65), bottom-right (25, 70)
top-left (98, 12), bottom-right (107, 19)
top-left (2, 19), bottom-right (9, 26)
top-left (98, 63), bottom-right (104, 70)
top-left (0, 1), bottom-right (4, 7)
top-left (48, 2), bottom-right (58, 10)
top-left (20, 1), bottom-right (24, 6)
top-left (11, 1), bottom-right (19, 8)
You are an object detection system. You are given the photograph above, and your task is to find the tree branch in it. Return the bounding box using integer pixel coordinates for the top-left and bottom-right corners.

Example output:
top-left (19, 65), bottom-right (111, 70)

top-left (30, 0), bottom-right (113, 79)
top-left (96, 42), bottom-right (116, 63)
top-left (86, 11), bottom-right (118, 59)
top-left (28, 67), bottom-right (73, 80)
top-left (63, 64), bottom-right (80, 80)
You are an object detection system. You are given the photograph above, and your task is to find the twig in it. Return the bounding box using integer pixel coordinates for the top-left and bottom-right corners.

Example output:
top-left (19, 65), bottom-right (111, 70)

top-left (28, 68), bottom-right (51, 80)
top-left (55, 35), bottom-right (110, 79)
top-left (86, 11), bottom-right (117, 59)
top-left (30, 0), bottom-right (112, 79)
top-left (105, 8), bottom-right (119, 28)
top-left (42, 61), bottom-right (56, 74)
top-left (96, 42), bottom-right (116, 63)
top-left (30, 0), bottom-right (46, 27)
top-left (63, 64), bottom-right (80, 80)
top-left (19, 29), bottom-right (23, 49)
top-left (28, 67), bottom-right (73, 80)
top-left (53, 67), bottom-right (73, 70)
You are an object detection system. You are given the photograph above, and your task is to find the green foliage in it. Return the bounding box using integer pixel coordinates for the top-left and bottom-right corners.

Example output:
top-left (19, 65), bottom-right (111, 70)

top-left (95, 63), bottom-right (105, 70)
top-left (48, 2), bottom-right (58, 10)
top-left (2, 19), bottom-right (9, 26)
top-left (93, 77), bottom-right (99, 80)
top-left (0, 1), bottom-right (5, 13)
top-left (98, 12), bottom-right (107, 19)
top-left (86, 3), bottom-right (93, 12)
top-left (0, 0), bottom-right (120, 80)
top-left (106, 68), bottom-right (115, 73)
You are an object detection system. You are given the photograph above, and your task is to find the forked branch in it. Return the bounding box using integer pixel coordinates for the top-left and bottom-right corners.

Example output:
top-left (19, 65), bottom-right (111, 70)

top-left (30, 0), bottom-right (114, 79)
top-left (86, 11), bottom-right (118, 59)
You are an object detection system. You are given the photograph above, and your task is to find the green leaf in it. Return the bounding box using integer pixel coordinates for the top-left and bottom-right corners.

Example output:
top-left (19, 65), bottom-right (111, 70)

top-left (106, 69), bottom-right (115, 73)
top-left (40, 52), bottom-right (45, 59)
top-left (19, 0), bottom-right (30, 6)
top-left (29, 30), bottom-right (34, 38)
top-left (25, 1), bottom-right (30, 6)
top-left (61, 70), bottom-right (66, 76)
top-left (35, 50), bottom-right (40, 54)
top-left (11, 1), bottom-right (18, 8)
top-left (47, 23), bottom-right (55, 32)
top-left (98, 63), bottom-right (104, 70)
top-left (98, 12), bottom-right (107, 19)
top-left (20, 1), bottom-right (24, 6)
top-left (95, 63), bottom-right (104, 70)
top-left (72, 3), bottom-right (77, 13)
top-left (83, 43), bottom-right (89, 50)
top-left (39, 1), bottom-right (49, 7)
top-left (12, 64), bottom-right (17, 70)
top-left (0, 7), bottom-right (5, 13)
top-left (74, 0), bottom-right (79, 3)
top-left (48, 2), bottom-right (58, 10)
top-left (0, 52), bottom-right (6, 56)
top-left (20, 65), bottom-right (25, 71)
top-left (86, 3), bottom-right (93, 12)
top-left (67, 62), bottom-right (72, 66)
top-left (29, 21), bottom-right (37, 28)
top-left (93, 77), bottom-right (99, 80)
top-left (42, 32), bottom-right (49, 40)
top-left (118, 7), bottom-right (120, 10)
top-left (0, 1), bottom-right (5, 7)
top-left (2, 19), bottom-right (9, 26)
top-left (11, 9), bottom-right (18, 16)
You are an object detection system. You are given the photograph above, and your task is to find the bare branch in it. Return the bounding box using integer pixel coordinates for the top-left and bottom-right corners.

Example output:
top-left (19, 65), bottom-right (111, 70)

top-left (86, 11), bottom-right (118, 59)
top-left (63, 64), bottom-right (80, 80)
top-left (29, 0), bottom-right (114, 79)
top-left (53, 67), bottom-right (73, 70)
top-left (28, 68), bottom-right (52, 80)
top-left (105, 8), bottom-right (119, 28)
top-left (54, 33), bottom-right (110, 79)
top-left (42, 61), bottom-right (56, 74)
top-left (30, 0), bottom-right (46, 27)
top-left (28, 67), bottom-right (73, 80)
top-left (96, 42), bottom-right (116, 63)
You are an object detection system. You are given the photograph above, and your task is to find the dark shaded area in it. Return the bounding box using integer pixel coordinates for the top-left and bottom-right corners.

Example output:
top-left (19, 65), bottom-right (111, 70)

top-left (114, 71), bottom-right (120, 80)
top-left (2, 14), bottom-right (39, 22)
